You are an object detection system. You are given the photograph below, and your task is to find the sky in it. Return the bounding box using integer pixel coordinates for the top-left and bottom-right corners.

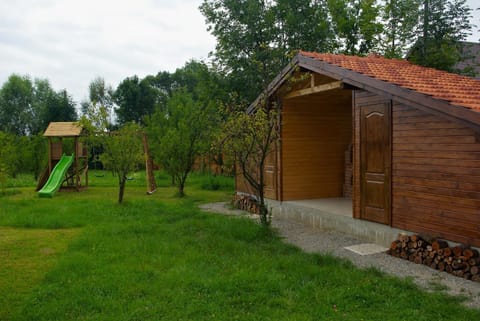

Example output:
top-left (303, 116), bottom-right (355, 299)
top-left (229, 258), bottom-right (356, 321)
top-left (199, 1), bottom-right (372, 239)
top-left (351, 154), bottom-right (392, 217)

top-left (0, 0), bottom-right (479, 106)
top-left (0, 0), bottom-right (216, 104)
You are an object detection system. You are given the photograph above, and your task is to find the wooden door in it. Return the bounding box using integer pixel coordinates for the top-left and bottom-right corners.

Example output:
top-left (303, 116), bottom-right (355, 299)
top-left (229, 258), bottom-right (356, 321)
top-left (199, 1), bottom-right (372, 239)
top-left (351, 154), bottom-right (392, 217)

top-left (360, 102), bottom-right (391, 225)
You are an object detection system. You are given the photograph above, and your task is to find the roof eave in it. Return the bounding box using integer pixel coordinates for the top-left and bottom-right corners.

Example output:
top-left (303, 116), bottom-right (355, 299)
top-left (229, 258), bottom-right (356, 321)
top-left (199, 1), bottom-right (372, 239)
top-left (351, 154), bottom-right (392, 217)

top-left (297, 54), bottom-right (480, 132)
top-left (247, 53), bottom-right (480, 132)
top-left (247, 55), bottom-right (301, 114)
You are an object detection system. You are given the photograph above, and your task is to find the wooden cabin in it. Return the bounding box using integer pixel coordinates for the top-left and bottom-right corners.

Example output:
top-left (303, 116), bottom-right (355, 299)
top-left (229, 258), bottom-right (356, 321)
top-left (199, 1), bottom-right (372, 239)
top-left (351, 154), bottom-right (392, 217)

top-left (237, 51), bottom-right (480, 247)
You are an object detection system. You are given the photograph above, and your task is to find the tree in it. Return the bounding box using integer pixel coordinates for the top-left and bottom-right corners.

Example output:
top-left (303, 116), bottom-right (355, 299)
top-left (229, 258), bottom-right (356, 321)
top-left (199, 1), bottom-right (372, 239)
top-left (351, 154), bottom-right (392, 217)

top-left (114, 75), bottom-right (159, 125)
top-left (0, 158), bottom-right (7, 193)
top-left (273, 0), bottom-right (334, 53)
top-left (100, 123), bottom-right (144, 203)
top-left (0, 131), bottom-right (20, 178)
top-left (81, 104), bottom-right (143, 203)
top-left (0, 75), bottom-right (78, 136)
top-left (408, 0), bottom-right (473, 72)
top-left (147, 89), bottom-right (216, 196)
top-left (31, 78), bottom-right (55, 134)
top-left (89, 77), bottom-right (114, 109)
top-left (327, 0), bottom-right (383, 55)
top-left (380, 0), bottom-right (422, 58)
top-left (23, 134), bottom-right (47, 180)
top-left (42, 90), bottom-right (77, 125)
top-left (143, 60), bottom-right (228, 180)
top-left (0, 74), bottom-right (34, 135)
top-left (200, 0), bottom-right (282, 102)
top-left (144, 73), bottom-right (171, 114)
top-left (219, 102), bottom-right (278, 226)
top-left (82, 77), bottom-right (115, 129)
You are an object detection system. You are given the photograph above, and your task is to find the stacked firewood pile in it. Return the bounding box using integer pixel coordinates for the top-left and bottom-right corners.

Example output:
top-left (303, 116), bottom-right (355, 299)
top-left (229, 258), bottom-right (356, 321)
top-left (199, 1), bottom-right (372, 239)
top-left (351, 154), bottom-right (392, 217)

top-left (387, 234), bottom-right (480, 282)
top-left (232, 194), bottom-right (260, 214)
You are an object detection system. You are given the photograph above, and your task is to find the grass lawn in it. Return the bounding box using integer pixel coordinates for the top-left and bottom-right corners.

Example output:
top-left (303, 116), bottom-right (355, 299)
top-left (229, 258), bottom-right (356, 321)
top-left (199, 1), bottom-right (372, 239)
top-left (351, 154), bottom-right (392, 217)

top-left (1, 170), bottom-right (479, 320)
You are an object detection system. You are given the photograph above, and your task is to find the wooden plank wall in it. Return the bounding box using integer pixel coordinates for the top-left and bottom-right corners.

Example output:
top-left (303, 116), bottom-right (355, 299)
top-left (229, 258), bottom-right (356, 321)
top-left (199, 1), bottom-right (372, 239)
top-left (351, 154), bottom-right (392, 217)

top-left (392, 102), bottom-right (480, 246)
top-left (281, 90), bottom-right (352, 200)
top-left (235, 144), bottom-right (278, 200)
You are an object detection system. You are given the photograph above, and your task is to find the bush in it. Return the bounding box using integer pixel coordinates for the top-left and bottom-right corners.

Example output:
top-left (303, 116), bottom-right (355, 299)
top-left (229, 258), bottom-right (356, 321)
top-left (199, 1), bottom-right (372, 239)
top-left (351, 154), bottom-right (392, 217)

top-left (0, 162), bottom-right (8, 193)
top-left (200, 175), bottom-right (234, 191)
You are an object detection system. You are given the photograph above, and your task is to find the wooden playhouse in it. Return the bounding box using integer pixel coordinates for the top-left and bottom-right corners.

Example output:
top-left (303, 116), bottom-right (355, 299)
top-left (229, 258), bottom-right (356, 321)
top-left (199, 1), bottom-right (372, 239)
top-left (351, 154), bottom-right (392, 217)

top-left (38, 122), bottom-right (88, 193)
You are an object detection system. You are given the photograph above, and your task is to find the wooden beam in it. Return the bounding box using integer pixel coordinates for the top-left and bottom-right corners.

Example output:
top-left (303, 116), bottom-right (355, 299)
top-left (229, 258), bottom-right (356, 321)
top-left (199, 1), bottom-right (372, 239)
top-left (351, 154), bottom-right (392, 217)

top-left (283, 80), bottom-right (343, 99)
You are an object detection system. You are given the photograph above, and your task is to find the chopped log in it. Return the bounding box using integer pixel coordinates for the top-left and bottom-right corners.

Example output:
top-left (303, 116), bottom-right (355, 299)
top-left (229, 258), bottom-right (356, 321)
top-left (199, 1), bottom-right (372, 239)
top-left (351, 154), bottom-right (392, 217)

top-left (438, 262), bottom-right (446, 272)
top-left (446, 265), bottom-right (453, 274)
top-left (387, 233), bottom-right (480, 283)
top-left (453, 245), bottom-right (466, 257)
top-left (390, 240), bottom-right (401, 251)
top-left (434, 256), bottom-right (443, 264)
top-left (452, 261), bottom-right (470, 272)
top-left (432, 240), bottom-right (449, 251)
top-left (452, 260), bottom-right (463, 270)
top-left (470, 266), bottom-right (479, 275)
top-left (410, 234), bottom-right (420, 242)
top-left (414, 256), bottom-right (423, 264)
top-left (443, 247), bottom-right (452, 257)
top-left (453, 270), bottom-right (464, 277)
top-left (463, 248), bottom-right (479, 259)
top-left (468, 257), bottom-right (480, 266)
top-left (472, 274), bottom-right (480, 282)
top-left (398, 234), bottom-right (409, 243)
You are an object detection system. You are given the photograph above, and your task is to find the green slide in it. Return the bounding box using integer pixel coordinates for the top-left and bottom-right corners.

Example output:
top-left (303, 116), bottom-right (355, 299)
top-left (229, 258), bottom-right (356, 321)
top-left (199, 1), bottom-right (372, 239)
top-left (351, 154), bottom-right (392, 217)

top-left (38, 154), bottom-right (74, 198)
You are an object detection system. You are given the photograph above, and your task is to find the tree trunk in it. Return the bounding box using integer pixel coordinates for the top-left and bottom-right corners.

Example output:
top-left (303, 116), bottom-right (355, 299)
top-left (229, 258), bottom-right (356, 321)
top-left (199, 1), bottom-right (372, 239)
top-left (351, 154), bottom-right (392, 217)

top-left (178, 179), bottom-right (185, 197)
top-left (118, 175), bottom-right (126, 203)
top-left (259, 201), bottom-right (269, 226)
top-left (258, 188), bottom-right (270, 226)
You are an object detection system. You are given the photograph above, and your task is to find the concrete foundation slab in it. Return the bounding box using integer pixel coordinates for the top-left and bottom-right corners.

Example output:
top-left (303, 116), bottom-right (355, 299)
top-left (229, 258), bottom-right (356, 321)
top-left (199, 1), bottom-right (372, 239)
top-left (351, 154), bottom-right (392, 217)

top-left (267, 198), bottom-right (411, 248)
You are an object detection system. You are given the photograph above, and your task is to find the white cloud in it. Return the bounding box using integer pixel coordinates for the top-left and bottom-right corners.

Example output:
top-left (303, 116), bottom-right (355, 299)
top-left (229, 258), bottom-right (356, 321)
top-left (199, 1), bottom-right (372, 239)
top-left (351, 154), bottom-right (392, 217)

top-left (0, 0), bottom-right (216, 103)
top-left (467, 0), bottom-right (480, 42)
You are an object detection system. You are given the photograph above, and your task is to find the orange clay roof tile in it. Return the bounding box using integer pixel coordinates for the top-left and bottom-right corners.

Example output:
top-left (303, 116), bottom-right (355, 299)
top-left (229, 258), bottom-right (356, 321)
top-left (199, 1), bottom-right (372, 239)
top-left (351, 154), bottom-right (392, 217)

top-left (299, 51), bottom-right (480, 112)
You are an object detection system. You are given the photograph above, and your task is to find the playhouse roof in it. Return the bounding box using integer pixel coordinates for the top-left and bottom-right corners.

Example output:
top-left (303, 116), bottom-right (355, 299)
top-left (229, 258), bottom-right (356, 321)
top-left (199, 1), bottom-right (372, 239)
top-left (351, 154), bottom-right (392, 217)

top-left (43, 122), bottom-right (82, 137)
top-left (249, 51), bottom-right (480, 130)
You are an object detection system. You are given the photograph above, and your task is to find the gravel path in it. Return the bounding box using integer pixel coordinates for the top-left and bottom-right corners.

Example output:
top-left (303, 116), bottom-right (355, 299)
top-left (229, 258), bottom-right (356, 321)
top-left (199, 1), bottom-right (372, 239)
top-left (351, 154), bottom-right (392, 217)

top-left (199, 202), bottom-right (480, 309)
